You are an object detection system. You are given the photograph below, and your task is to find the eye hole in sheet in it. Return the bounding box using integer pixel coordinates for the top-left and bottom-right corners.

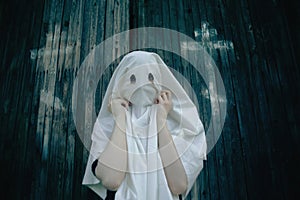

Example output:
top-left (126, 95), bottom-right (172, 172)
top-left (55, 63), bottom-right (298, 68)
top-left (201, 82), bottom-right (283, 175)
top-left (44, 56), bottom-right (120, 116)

top-left (148, 73), bottom-right (154, 82)
top-left (130, 74), bottom-right (136, 84)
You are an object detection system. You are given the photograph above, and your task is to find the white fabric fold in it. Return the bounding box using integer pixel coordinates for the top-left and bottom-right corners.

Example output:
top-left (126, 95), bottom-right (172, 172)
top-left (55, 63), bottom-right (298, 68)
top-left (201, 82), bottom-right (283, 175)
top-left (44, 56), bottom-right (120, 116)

top-left (115, 106), bottom-right (177, 200)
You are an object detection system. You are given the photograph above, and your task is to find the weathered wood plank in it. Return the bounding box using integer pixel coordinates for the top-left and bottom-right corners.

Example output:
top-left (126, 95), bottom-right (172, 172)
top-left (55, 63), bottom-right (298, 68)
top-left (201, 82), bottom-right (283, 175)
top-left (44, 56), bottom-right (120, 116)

top-left (0, 0), bottom-right (45, 199)
top-left (238, 0), bottom-right (281, 198)
top-left (245, 1), bottom-right (300, 199)
top-left (33, 0), bottom-right (56, 198)
top-left (208, 1), bottom-right (248, 199)
top-left (188, 1), bottom-right (212, 200)
top-left (175, 1), bottom-right (206, 199)
top-left (217, 1), bottom-right (267, 199)
top-left (217, 0), bottom-right (250, 199)
top-left (58, 4), bottom-right (85, 196)
top-left (43, 0), bottom-right (66, 198)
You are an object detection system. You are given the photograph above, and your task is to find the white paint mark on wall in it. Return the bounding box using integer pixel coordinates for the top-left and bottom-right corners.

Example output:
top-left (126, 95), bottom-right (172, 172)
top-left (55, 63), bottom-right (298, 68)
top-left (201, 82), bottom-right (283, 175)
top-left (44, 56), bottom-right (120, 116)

top-left (40, 89), bottom-right (65, 111)
top-left (30, 30), bottom-right (76, 61)
top-left (194, 21), bottom-right (234, 50)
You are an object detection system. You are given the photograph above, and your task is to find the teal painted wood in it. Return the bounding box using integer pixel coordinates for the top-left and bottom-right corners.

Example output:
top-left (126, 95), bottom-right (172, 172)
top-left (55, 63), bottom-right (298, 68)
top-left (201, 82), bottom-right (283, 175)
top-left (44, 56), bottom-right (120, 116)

top-left (0, 0), bottom-right (300, 199)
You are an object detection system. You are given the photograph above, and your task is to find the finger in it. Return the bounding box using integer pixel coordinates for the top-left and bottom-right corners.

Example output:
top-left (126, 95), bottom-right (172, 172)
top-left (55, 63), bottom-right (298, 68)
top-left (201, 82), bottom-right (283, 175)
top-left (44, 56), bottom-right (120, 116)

top-left (124, 100), bottom-right (130, 108)
top-left (161, 90), bottom-right (170, 98)
top-left (121, 103), bottom-right (128, 110)
top-left (161, 92), bottom-right (168, 101)
top-left (165, 90), bottom-right (171, 100)
top-left (121, 100), bottom-right (129, 109)
top-left (158, 95), bottom-right (164, 104)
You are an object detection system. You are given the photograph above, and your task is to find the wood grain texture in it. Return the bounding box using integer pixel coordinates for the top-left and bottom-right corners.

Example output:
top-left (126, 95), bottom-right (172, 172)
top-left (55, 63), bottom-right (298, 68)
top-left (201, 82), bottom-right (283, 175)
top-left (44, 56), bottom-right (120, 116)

top-left (0, 0), bottom-right (299, 199)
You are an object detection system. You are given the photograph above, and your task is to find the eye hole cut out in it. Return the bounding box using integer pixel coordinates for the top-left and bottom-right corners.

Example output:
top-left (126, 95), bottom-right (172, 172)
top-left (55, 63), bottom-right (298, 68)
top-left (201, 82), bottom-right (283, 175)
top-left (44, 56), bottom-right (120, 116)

top-left (130, 74), bottom-right (136, 84)
top-left (148, 73), bottom-right (154, 82)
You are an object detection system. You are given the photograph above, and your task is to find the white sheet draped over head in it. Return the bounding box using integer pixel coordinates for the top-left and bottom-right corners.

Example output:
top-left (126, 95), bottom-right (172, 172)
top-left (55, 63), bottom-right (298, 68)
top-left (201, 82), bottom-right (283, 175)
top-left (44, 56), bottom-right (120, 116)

top-left (82, 51), bottom-right (207, 200)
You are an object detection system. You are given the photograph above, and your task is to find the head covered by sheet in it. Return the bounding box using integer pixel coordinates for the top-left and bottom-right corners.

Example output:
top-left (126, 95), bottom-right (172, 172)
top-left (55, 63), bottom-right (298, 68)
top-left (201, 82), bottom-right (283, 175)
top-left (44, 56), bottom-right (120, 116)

top-left (83, 51), bottom-right (207, 199)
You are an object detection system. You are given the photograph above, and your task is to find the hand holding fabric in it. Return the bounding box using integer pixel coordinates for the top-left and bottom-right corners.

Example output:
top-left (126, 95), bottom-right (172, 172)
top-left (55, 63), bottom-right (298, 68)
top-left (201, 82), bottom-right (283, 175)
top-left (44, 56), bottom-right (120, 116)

top-left (156, 90), bottom-right (172, 131)
top-left (108, 97), bottom-right (131, 130)
top-left (108, 97), bottom-right (130, 117)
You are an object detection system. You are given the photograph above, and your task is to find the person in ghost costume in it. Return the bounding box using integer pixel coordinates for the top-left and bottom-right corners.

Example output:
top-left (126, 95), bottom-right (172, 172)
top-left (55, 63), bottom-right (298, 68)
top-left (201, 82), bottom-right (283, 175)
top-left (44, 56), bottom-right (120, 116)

top-left (82, 51), bottom-right (207, 200)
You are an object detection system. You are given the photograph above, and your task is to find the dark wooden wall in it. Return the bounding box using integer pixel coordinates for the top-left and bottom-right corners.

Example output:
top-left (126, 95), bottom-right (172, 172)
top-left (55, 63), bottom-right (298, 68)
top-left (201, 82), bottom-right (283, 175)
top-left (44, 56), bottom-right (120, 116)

top-left (0, 0), bottom-right (299, 199)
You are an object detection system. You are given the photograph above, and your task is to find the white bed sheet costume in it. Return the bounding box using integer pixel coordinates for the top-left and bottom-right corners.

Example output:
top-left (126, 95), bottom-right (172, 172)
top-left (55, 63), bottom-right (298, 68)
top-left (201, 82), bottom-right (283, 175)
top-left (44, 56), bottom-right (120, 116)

top-left (82, 51), bottom-right (207, 200)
